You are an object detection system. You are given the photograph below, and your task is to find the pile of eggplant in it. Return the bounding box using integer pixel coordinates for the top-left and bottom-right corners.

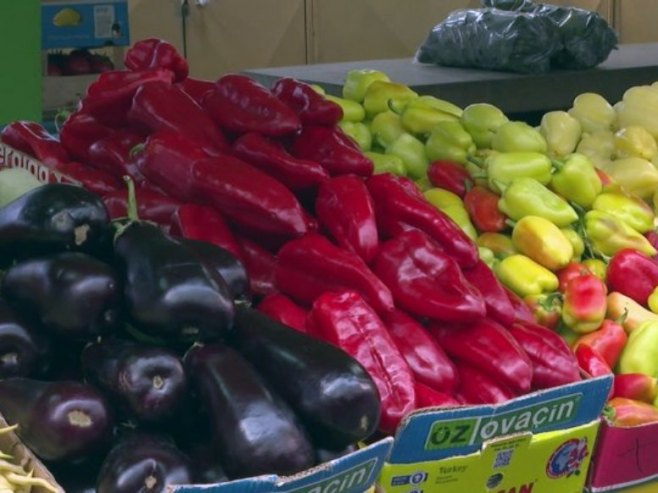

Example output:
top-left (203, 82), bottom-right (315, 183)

top-left (0, 182), bottom-right (381, 492)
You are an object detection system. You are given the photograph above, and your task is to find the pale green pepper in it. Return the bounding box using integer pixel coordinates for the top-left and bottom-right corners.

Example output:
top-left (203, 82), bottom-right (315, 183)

top-left (424, 188), bottom-right (477, 240)
top-left (576, 130), bottom-right (616, 169)
top-left (399, 96), bottom-right (462, 135)
top-left (491, 121), bottom-right (548, 154)
top-left (494, 254), bottom-right (559, 298)
top-left (460, 103), bottom-right (509, 149)
top-left (425, 120), bottom-right (476, 164)
top-left (363, 81), bottom-right (418, 118)
top-left (618, 321), bottom-right (658, 376)
top-left (592, 190), bottom-right (655, 233)
top-left (338, 121), bottom-right (372, 152)
top-left (386, 133), bottom-right (428, 180)
top-left (477, 232), bottom-right (517, 259)
top-left (364, 151), bottom-right (406, 176)
top-left (584, 210), bottom-right (657, 258)
top-left (485, 152), bottom-right (553, 193)
top-left (540, 111), bottom-right (582, 158)
top-left (498, 178), bottom-right (579, 227)
top-left (478, 246), bottom-right (497, 269)
top-left (325, 94), bottom-right (366, 122)
top-left (561, 228), bottom-right (585, 259)
top-left (568, 92), bottom-right (617, 134)
top-left (342, 69), bottom-right (390, 103)
top-left (550, 153), bottom-right (602, 208)
top-left (614, 125), bottom-right (658, 160)
top-left (370, 111), bottom-right (405, 149)
top-left (600, 157), bottom-right (658, 200)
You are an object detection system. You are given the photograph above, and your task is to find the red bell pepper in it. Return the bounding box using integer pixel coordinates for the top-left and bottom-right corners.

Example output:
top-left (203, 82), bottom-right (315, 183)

top-left (53, 161), bottom-right (122, 196)
top-left (384, 309), bottom-right (458, 394)
top-left (508, 320), bottom-right (581, 390)
top-left (232, 132), bottom-right (329, 192)
top-left (128, 81), bottom-right (229, 155)
top-left (562, 273), bottom-right (608, 334)
top-left (523, 293), bottom-right (562, 330)
top-left (291, 126), bottom-right (374, 177)
top-left (315, 176), bottom-right (379, 264)
top-left (572, 319), bottom-right (627, 368)
top-left (575, 344), bottom-right (613, 378)
top-left (275, 233), bottom-right (394, 315)
top-left (59, 110), bottom-right (116, 164)
top-left (607, 248), bottom-right (658, 305)
top-left (463, 185), bottom-right (506, 233)
top-left (372, 230), bottom-right (485, 322)
top-left (308, 290), bottom-right (415, 434)
top-left (430, 318), bottom-right (533, 394)
top-left (272, 77), bottom-right (343, 126)
top-left (455, 362), bottom-right (517, 405)
top-left (366, 173), bottom-right (478, 268)
top-left (124, 38), bottom-right (189, 82)
top-left (606, 397), bottom-right (658, 427)
top-left (505, 287), bottom-right (537, 324)
top-left (612, 374), bottom-right (658, 404)
top-left (257, 293), bottom-right (308, 333)
top-left (169, 203), bottom-right (243, 261)
top-left (557, 262), bottom-right (593, 293)
top-left (103, 186), bottom-right (182, 226)
top-left (236, 236), bottom-right (277, 297)
top-left (178, 77), bottom-right (215, 105)
top-left (80, 69), bottom-right (175, 127)
top-left (415, 382), bottom-right (460, 409)
top-left (137, 131), bottom-right (309, 239)
top-left (461, 259), bottom-right (515, 327)
top-left (0, 121), bottom-right (70, 166)
top-left (87, 131), bottom-right (144, 179)
top-left (203, 74), bottom-right (301, 137)
top-left (426, 160), bottom-right (473, 198)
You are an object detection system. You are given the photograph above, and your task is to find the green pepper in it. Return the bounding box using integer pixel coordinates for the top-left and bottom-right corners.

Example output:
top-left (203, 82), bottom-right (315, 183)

top-left (370, 111), bottom-right (405, 149)
top-left (478, 246), bottom-right (497, 269)
top-left (494, 254), bottom-right (559, 298)
top-left (540, 111), bottom-right (582, 158)
top-left (425, 120), bottom-right (476, 164)
top-left (550, 153), bottom-right (602, 208)
top-left (575, 130), bottom-right (616, 169)
top-left (477, 232), bottom-right (516, 259)
top-left (439, 204), bottom-right (478, 240)
top-left (338, 121), bottom-right (372, 152)
top-left (362, 81), bottom-right (418, 118)
top-left (386, 133), bottom-right (429, 180)
top-left (618, 321), bottom-right (658, 377)
top-left (561, 227), bottom-right (585, 259)
top-left (592, 190), bottom-right (655, 233)
top-left (601, 157), bottom-right (658, 200)
top-left (498, 178), bottom-right (578, 227)
top-left (423, 187), bottom-right (478, 239)
top-left (485, 152), bottom-right (553, 193)
top-left (460, 103), bottom-right (509, 149)
top-left (364, 151), bottom-right (406, 176)
top-left (584, 210), bottom-right (657, 258)
top-left (342, 69), bottom-right (391, 103)
top-left (325, 94), bottom-right (366, 122)
top-left (491, 121), bottom-right (548, 154)
top-left (399, 96), bottom-right (462, 135)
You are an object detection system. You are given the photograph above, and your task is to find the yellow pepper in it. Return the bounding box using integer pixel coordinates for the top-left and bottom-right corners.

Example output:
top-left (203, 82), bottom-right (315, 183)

top-left (648, 286), bottom-right (658, 314)
top-left (511, 216), bottom-right (573, 271)
top-left (568, 92), bottom-right (617, 133)
top-left (614, 125), bottom-right (658, 160)
top-left (617, 85), bottom-right (658, 139)
top-left (540, 111), bottom-right (582, 158)
top-left (600, 157), bottom-right (658, 200)
top-left (575, 130), bottom-right (616, 169)
top-left (494, 254), bottom-right (559, 298)
top-left (476, 232), bottom-right (516, 259)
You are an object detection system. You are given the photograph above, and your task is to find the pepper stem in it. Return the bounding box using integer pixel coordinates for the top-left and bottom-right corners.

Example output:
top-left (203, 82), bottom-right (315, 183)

top-left (53, 110), bottom-right (71, 133)
top-left (124, 175), bottom-right (139, 222)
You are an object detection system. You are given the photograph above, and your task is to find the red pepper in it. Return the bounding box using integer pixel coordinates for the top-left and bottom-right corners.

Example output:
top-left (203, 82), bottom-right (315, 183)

top-left (170, 203), bottom-right (243, 261)
top-left (606, 397), bottom-right (658, 427)
top-left (372, 230), bottom-right (485, 322)
top-left (53, 161), bottom-right (122, 196)
top-left (523, 293), bottom-right (562, 330)
top-left (308, 291), bottom-right (415, 434)
top-left (203, 74), bottom-right (301, 137)
top-left (612, 374), bottom-right (658, 404)
top-left (426, 160), bottom-right (473, 198)
top-left (562, 273), bottom-right (608, 334)
top-left (455, 362), bottom-right (517, 405)
top-left (595, 168), bottom-right (613, 187)
top-left (430, 318), bottom-right (533, 394)
top-left (291, 126), bottom-right (374, 177)
top-left (315, 176), bottom-right (379, 264)
top-left (236, 236), bottom-right (277, 297)
top-left (232, 132), bottom-right (329, 192)
top-left (505, 287), bottom-right (537, 324)
top-left (557, 262), bottom-right (592, 293)
top-left (275, 233), bottom-right (394, 315)
top-left (607, 248), bottom-right (658, 305)
top-left (0, 121), bottom-right (70, 166)
top-left (178, 77), bottom-right (215, 105)
top-left (572, 319), bottom-right (627, 368)
top-left (508, 320), bottom-right (581, 390)
top-left (124, 38), bottom-right (189, 82)
top-left (137, 131), bottom-right (309, 239)
top-left (87, 131), bottom-right (144, 179)
top-left (272, 77), bottom-right (343, 126)
top-left (415, 382), bottom-right (460, 409)
top-left (461, 259), bottom-right (515, 327)
top-left (463, 185), bottom-right (506, 233)
top-left (384, 309), bottom-right (458, 394)
top-left (575, 344), bottom-right (613, 378)
top-left (80, 69), bottom-right (175, 127)
top-left (366, 173), bottom-right (478, 268)
top-left (103, 187), bottom-right (182, 226)
top-left (128, 81), bottom-right (229, 156)
top-left (256, 293), bottom-right (308, 333)
top-left (59, 110), bottom-right (116, 164)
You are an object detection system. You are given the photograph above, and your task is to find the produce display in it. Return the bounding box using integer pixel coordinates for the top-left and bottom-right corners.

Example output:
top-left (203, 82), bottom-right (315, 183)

top-left (3, 35), bottom-right (658, 491)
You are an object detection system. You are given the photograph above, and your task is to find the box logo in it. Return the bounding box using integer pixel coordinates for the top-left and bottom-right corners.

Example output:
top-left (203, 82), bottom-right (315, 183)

top-left (287, 459), bottom-right (377, 493)
top-left (496, 482), bottom-right (535, 493)
top-left (546, 437), bottom-right (589, 479)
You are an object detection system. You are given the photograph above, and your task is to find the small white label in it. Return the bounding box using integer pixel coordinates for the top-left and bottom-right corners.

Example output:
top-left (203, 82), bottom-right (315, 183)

top-left (93, 5), bottom-right (116, 39)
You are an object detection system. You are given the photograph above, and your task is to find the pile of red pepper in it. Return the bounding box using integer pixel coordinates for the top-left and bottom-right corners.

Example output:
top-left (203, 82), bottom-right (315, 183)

top-left (0, 38), bottom-right (582, 435)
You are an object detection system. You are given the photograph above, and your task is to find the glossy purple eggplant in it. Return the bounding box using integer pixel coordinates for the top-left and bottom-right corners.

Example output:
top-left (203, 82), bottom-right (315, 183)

top-left (0, 299), bottom-right (49, 378)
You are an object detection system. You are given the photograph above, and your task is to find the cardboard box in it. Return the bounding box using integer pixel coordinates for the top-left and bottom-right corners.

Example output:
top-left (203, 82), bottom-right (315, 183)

top-left (378, 374), bottom-right (612, 493)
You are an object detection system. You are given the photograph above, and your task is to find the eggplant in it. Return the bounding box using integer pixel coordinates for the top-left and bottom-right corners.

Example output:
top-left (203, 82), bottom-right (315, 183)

top-left (81, 338), bottom-right (187, 424)
top-left (184, 344), bottom-right (315, 479)
top-left (0, 299), bottom-right (49, 378)
top-left (1, 252), bottom-right (121, 339)
top-left (0, 378), bottom-right (113, 461)
top-left (115, 222), bottom-right (234, 342)
top-left (179, 238), bottom-right (250, 303)
top-left (185, 441), bottom-right (229, 485)
top-left (316, 444), bottom-right (358, 464)
top-left (0, 183), bottom-right (110, 262)
top-left (232, 306), bottom-right (380, 451)
top-left (97, 432), bottom-right (192, 493)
